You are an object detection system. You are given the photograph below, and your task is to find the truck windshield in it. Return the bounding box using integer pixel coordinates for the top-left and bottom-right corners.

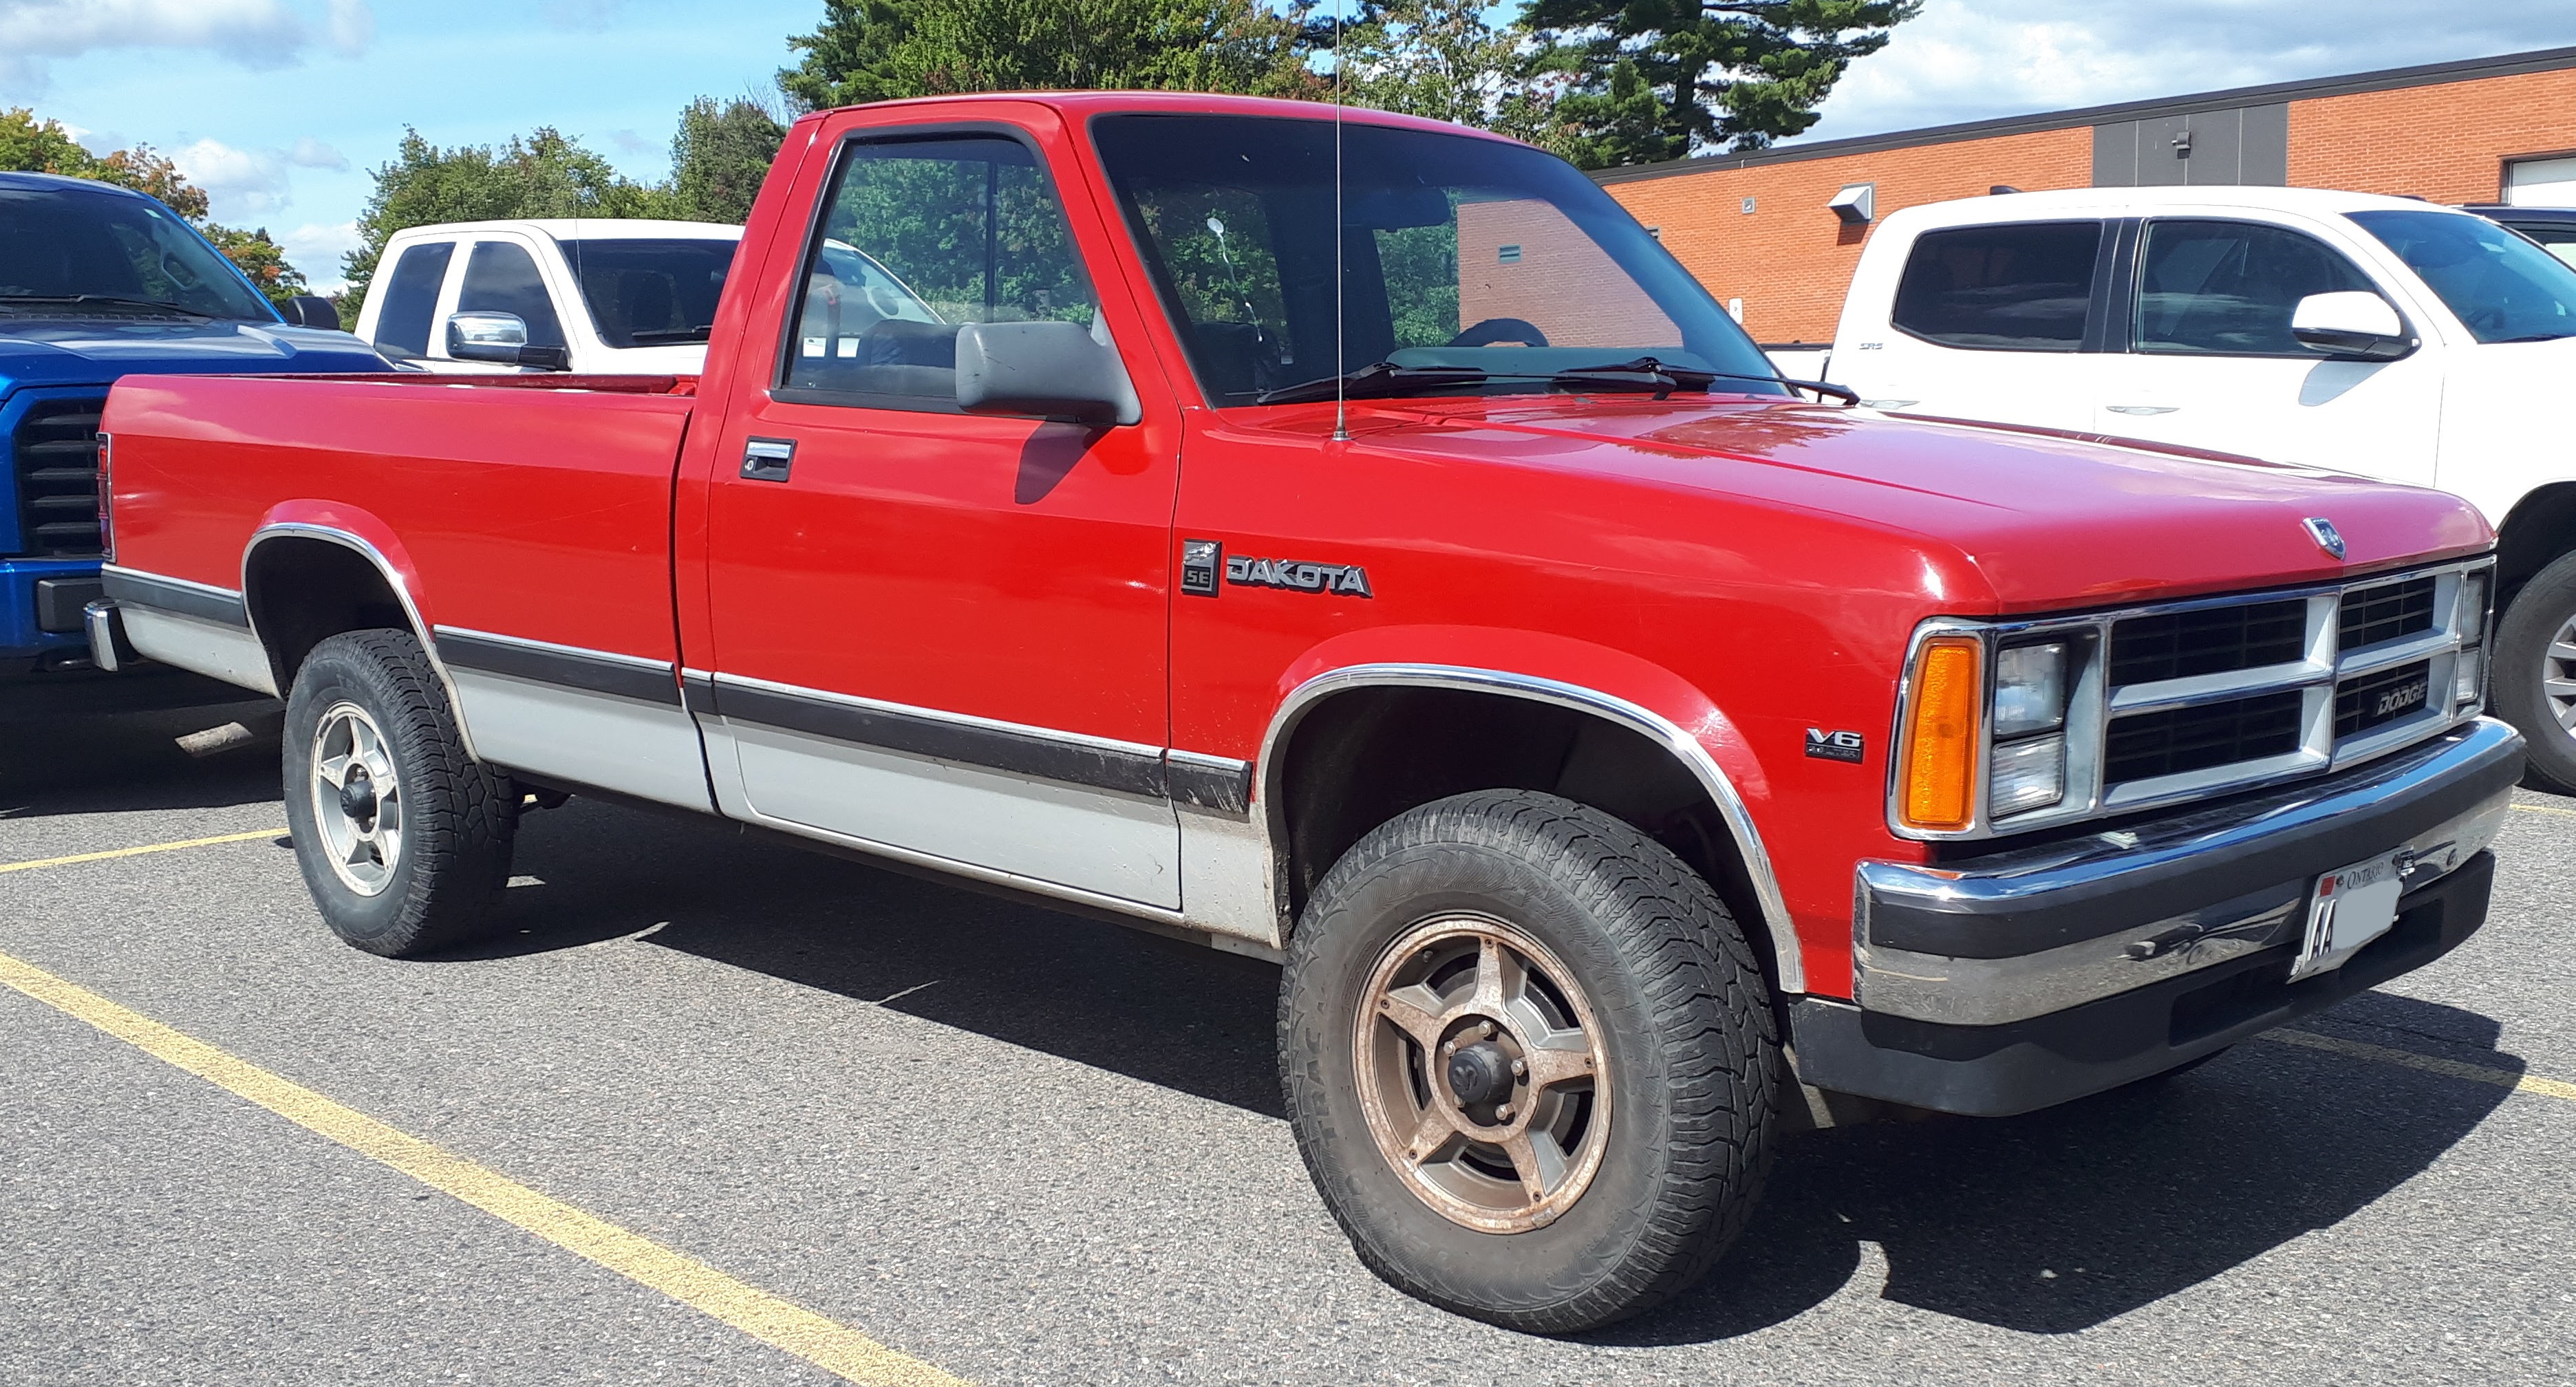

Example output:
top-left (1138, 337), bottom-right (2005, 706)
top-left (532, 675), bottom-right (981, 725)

top-left (559, 238), bottom-right (740, 347)
top-left (1090, 114), bottom-right (1784, 405)
top-left (0, 184), bottom-right (275, 321)
top-left (2350, 208), bottom-right (2576, 344)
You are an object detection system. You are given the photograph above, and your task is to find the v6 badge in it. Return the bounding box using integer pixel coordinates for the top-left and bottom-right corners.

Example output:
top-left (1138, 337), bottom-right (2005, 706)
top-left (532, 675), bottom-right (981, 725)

top-left (1805, 728), bottom-right (1865, 763)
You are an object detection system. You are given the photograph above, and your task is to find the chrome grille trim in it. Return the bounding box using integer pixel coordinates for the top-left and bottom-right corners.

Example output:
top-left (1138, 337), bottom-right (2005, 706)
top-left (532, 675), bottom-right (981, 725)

top-left (1890, 557), bottom-right (2494, 841)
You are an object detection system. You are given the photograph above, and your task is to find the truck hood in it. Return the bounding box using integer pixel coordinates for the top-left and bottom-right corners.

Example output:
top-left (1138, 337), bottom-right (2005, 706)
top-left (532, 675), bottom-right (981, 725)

top-left (1335, 396), bottom-right (2493, 612)
top-left (0, 317), bottom-right (389, 394)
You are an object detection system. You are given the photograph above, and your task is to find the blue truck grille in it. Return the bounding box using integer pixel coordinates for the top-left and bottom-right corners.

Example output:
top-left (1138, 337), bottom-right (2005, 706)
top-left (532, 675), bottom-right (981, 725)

top-left (10, 398), bottom-right (106, 558)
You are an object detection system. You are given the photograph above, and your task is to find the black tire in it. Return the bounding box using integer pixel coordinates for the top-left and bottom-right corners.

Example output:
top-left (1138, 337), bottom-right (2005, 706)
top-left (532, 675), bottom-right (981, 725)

top-left (281, 630), bottom-right (515, 957)
top-left (1279, 789), bottom-right (1777, 1333)
top-left (2493, 550), bottom-right (2576, 796)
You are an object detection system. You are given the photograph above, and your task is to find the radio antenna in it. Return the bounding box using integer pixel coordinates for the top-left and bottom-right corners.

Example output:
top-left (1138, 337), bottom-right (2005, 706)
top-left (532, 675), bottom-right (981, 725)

top-left (1331, 0), bottom-right (1348, 442)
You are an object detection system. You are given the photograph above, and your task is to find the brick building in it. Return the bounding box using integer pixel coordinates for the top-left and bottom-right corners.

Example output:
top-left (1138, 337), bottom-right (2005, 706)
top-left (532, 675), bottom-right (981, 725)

top-left (1598, 45), bottom-right (2576, 345)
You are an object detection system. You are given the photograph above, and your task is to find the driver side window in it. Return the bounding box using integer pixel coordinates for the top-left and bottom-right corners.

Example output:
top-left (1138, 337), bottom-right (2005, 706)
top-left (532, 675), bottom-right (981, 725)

top-left (780, 134), bottom-right (1097, 408)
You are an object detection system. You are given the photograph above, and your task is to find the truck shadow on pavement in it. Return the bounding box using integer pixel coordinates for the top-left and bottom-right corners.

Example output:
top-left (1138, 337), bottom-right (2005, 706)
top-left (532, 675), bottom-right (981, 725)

top-left (0, 702), bottom-right (285, 818)
top-left (468, 797), bottom-right (2519, 1342)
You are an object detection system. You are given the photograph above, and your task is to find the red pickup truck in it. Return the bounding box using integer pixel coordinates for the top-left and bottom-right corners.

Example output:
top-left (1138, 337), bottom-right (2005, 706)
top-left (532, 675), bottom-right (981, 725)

top-left (89, 92), bottom-right (2522, 1331)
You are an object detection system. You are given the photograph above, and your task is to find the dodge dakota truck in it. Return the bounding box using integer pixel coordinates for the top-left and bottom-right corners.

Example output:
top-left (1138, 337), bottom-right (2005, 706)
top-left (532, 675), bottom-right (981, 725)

top-left (89, 93), bottom-right (2524, 1333)
top-left (1, 170), bottom-right (379, 705)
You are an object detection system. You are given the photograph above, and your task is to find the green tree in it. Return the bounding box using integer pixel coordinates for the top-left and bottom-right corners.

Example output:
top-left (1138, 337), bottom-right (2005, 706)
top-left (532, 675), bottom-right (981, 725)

top-left (1, 107), bottom-right (312, 305)
top-left (1340, 0), bottom-right (1574, 154)
top-left (779, 0), bottom-right (1322, 108)
top-left (667, 96), bottom-right (788, 224)
top-left (1526, 0), bottom-right (1919, 167)
top-left (341, 127), bottom-right (665, 317)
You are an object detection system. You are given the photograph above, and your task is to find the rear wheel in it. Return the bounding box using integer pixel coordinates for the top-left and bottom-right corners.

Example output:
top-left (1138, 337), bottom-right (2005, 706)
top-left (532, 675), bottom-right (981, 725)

top-left (1280, 790), bottom-right (1777, 1333)
top-left (281, 630), bottom-right (515, 957)
top-left (2493, 550), bottom-right (2576, 795)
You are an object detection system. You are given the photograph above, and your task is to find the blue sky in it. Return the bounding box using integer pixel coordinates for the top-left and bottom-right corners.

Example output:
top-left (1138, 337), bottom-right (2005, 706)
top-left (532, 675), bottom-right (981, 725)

top-left (3, 1), bottom-right (2573, 292)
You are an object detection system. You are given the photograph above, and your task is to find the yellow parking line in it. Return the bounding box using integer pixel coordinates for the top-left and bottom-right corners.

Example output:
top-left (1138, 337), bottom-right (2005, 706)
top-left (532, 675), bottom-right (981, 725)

top-left (2262, 1027), bottom-right (2576, 1103)
top-left (2512, 802), bottom-right (2576, 819)
top-left (0, 949), bottom-right (968, 1387)
top-left (0, 828), bottom-right (287, 875)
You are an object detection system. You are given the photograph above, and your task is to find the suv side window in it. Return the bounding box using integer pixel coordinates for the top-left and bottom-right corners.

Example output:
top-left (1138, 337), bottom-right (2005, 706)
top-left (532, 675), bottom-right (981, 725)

top-left (373, 240), bottom-right (454, 360)
top-left (2134, 219), bottom-right (2374, 356)
top-left (1891, 222), bottom-right (2102, 351)
top-left (780, 133), bottom-right (1095, 407)
top-left (457, 240), bottom-right (566, 349)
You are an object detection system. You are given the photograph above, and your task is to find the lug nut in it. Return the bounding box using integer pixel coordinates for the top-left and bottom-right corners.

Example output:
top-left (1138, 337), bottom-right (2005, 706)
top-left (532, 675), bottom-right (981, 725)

top-left (1477, 1021), bottom-right (1494, 1040)
top-left (1510, 1058), bottom-right (1526, 1077)
top-left (1441, 1040), bottom-right (1456, 1056)
top-left (1495, 1104), bottom-right (1514, 1121)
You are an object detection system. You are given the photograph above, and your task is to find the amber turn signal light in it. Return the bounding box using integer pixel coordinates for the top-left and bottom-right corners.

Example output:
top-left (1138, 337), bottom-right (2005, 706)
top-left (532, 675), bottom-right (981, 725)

top-left (1899, 636), bottom-right (1984, 832)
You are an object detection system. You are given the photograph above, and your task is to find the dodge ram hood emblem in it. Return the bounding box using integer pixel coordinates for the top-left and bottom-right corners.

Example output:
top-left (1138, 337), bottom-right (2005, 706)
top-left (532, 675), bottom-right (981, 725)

top-left (2303, 517), bottom-right (2346, 561)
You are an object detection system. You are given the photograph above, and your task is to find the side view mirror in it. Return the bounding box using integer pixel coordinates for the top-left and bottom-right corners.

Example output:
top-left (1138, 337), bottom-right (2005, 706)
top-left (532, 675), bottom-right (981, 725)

top-left (954, 320), bottom-right (1140, 424)
top-left (446, 312), bottom-right (569, 371)
top-left (281, 294), bottom-right (341, 330)
top-left (2291, 292), bottom-right (2416, 361)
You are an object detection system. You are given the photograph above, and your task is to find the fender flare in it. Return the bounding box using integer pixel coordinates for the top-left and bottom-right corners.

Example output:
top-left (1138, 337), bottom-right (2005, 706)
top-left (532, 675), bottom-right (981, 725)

top-left (239, 512), bottom-right (480, 762)
top-left (1256, 654), bottom-right (1805, 995)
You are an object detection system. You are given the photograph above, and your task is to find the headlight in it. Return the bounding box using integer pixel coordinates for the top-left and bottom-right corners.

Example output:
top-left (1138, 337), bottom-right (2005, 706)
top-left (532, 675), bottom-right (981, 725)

top-left (2456, 570), bottom-right (2491, 645)
top-left (1989, 734), bottom-right (2066, 816)
top-left (1993, 641), bottom-right (2068, 738)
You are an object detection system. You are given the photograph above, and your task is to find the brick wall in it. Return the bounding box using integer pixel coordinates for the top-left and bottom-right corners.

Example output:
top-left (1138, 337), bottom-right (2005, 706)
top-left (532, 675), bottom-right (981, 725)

top-left (1602, 127), bottom-right (2092, 343)
top-left (1455, 198), bottom-right (1680, 348)
top-left (2286, 66), bottom-right (2576, 202)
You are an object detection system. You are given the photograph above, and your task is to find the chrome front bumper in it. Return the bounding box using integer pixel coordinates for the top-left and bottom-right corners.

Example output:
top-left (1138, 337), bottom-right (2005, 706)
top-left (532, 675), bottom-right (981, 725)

top-left (1852, 716), bottom-right (2522, 1027)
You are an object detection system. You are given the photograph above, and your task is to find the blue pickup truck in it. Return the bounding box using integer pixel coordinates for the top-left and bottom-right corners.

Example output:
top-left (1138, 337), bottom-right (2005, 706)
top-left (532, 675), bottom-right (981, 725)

top-left (1, 171), bottom-right (386, 709)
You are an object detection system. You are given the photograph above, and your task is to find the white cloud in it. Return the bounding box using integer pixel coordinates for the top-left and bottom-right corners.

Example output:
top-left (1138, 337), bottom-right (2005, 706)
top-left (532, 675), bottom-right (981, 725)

top-left (288, 136), bottom-right (349, 171)
top-left (173, 137), bottom-right (292, 218)
top-left (1791, 0), bottom-right (2576, 146)
top-left (610, 128), bottom-right (654, 155)
top-left (0, 0), bottom-right (368, 96)
top-left (279, 219), bottom-right (362, 294)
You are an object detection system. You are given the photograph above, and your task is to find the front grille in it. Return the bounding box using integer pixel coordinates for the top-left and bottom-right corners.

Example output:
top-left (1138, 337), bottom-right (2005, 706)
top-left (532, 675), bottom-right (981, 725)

top-left (1906, 557), bottom-right (2493, 839)
top-left (9, 398), bottom-right (106, 557)
top-left (2103, 691), bottom-right (2305, 784)
top-left (2336, 660), bottom-right (2434, 738)
top-left (2338, 576), bottom-right (2436, 652)
top-left (2108, 598), bottom-right (2306, 685)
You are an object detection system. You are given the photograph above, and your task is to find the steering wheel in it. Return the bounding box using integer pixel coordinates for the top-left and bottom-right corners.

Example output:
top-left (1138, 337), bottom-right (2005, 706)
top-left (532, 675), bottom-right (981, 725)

top-left (1448, 317), bottom-right (1549, 348)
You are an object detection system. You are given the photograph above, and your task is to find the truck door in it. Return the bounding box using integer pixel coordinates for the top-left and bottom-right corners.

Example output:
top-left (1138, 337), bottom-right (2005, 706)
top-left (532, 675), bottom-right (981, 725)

top-left (694, 127), bottom-right (1185, 910)
top-left (2092, 217), bottom-right (2443, 485)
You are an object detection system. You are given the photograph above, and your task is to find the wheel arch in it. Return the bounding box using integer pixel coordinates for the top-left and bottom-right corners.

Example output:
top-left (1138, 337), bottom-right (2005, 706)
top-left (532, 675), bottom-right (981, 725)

top-left (2495, 482), bottom-right (2576, 608)
top-left (1258, 661), bottom-right (1804, 996)
top-left (240, 518), bottom-right (478, 761)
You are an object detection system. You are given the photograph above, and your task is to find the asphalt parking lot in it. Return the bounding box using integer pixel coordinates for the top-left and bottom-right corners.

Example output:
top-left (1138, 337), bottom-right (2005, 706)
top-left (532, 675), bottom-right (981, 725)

top-left (4, 701), bottom-right (2573, 1386)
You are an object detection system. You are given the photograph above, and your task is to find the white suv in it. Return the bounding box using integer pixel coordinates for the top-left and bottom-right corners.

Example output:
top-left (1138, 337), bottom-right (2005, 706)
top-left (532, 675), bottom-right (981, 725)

top-left (1814, 186), bottom-right (2576, 792)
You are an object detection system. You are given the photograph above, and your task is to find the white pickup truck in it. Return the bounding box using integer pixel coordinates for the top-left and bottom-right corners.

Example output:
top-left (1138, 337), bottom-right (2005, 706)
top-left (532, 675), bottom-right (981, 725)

top-left (1785, 186), bottom-right (2576, 793)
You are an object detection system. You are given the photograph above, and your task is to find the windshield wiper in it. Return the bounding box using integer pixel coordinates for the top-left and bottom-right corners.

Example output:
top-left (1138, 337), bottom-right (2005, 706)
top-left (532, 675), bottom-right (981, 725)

top-left (1254, 362), bottom-right (1489, 405)
top-left (0, 294), bottom-right (215, 319)
top-left (627, 325), bottom-right (713, 344)
top-left (1564, 357), bottom-right (1860, 405)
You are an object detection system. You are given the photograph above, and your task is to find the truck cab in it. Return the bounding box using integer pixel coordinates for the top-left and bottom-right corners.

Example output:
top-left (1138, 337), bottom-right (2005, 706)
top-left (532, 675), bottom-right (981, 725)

top-left (1815, 186), bottom-right (2576, 794)
top-left (0, 171), bottom-right (385, 698)
top-left (354, 220), bottom-right (758, 376)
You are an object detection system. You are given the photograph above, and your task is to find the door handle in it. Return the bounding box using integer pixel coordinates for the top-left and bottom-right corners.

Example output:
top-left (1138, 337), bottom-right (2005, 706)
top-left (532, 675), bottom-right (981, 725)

top-left (2105, 405), bottom-right (2180, 416)
top-left (741, 438), bottom-right (795, 482)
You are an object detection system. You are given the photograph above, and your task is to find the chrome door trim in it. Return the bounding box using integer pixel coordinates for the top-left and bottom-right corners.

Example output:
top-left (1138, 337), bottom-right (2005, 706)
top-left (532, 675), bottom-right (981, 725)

top-left (1258, 663), bottom-right (1804, 993)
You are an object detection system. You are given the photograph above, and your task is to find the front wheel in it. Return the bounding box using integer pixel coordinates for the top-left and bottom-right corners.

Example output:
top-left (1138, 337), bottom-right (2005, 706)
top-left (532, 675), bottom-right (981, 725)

top-left (2493, 550), bottom-right (2576, 795)
top-left (1279, 790), bottom-right (1778, 1333)
top-left (281, 630), bottom-right (517, 957)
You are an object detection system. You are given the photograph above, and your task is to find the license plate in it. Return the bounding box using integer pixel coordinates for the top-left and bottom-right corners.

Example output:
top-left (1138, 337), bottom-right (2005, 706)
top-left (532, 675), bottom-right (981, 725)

top-left (2289, 852), bottom-right (2406, 982)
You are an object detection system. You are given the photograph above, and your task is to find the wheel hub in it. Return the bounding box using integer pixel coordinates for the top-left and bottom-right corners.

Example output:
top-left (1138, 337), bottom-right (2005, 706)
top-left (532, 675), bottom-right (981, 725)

top-left (1443, 1038), bottom-right (1516, 1108)
top-left (338, 765), bottom-right (378, 824)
